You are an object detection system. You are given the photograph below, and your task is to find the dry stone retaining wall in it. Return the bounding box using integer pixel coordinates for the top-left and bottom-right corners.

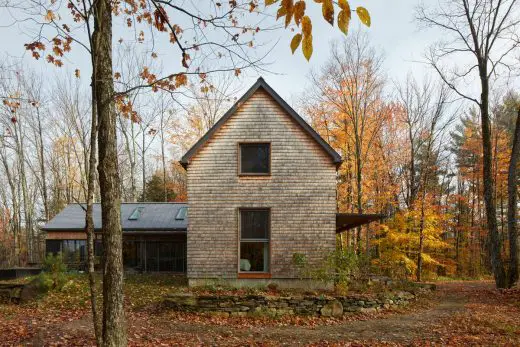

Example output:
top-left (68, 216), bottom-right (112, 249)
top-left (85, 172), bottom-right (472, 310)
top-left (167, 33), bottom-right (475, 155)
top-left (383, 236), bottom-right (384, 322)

top-left (164, 291), bottom-right (420, 318)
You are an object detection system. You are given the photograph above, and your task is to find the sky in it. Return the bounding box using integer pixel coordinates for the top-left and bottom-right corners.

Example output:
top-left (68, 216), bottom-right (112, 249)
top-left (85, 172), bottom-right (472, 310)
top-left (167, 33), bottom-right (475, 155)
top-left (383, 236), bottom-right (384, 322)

top-left (0, 0), bottom-right (443, 104)
top-left (262, 0), bottom-right (439, 102)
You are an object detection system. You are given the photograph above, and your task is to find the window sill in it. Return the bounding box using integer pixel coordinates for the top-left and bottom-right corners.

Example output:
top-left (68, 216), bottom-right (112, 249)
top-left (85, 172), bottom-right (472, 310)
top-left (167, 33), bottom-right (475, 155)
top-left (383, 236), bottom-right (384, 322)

top-left (238, 173), bottom-right (271, 177)
top-left (237, 272), bottom-right (271, 279)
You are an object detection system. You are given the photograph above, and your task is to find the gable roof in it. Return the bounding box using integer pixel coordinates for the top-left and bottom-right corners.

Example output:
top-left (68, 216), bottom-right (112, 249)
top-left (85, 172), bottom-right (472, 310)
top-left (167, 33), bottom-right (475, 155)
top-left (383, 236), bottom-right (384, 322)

top-left (180, 77), bottom-right (342, 168)
top-left (41, 203), bottom-right (188, 232)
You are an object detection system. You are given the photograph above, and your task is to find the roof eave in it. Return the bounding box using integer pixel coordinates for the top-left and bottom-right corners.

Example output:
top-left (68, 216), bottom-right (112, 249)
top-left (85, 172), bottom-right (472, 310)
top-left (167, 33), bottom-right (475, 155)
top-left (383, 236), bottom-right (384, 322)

top-left (41, 227), bottom-right (188, 232)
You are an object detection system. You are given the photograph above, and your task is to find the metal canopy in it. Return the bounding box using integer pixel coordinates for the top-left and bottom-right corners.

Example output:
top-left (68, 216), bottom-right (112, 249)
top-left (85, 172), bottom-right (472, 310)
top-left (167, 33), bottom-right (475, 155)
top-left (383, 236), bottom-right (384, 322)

top-left (336, 213), bottom-right (384, 233)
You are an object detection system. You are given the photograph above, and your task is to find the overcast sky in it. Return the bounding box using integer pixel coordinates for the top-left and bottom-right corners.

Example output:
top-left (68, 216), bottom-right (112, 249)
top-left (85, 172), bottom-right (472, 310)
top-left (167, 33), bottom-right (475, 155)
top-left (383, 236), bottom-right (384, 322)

top-left (1, 1), bottom-right (446, 101)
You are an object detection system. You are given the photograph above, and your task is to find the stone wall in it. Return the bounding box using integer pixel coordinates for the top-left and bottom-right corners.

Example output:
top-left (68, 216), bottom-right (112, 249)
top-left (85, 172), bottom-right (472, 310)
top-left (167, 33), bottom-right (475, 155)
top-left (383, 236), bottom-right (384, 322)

top-left (164, 290), bottom-right (421, 318)
top-left (0, 284), bottom-right (26, 304)
top-left (0, 280), bottom-right (42, 304)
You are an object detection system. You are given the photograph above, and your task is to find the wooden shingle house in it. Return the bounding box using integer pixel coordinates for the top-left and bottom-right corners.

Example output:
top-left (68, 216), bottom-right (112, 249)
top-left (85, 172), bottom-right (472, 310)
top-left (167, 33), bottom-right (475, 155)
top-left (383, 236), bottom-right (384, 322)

top-left (42, 77), bottom-right (380, 288)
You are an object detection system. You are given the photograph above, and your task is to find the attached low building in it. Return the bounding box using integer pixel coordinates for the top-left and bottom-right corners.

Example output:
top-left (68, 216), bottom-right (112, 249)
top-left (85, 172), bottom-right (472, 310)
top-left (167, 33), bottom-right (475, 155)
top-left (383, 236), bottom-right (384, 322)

top-left (42, 203), bottom-right (187, 272)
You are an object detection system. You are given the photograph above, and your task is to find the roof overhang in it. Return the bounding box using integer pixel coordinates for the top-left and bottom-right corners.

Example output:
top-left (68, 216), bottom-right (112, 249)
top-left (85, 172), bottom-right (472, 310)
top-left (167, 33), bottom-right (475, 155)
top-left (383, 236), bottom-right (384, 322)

top-left (336, 213), bottom-right (384, 233)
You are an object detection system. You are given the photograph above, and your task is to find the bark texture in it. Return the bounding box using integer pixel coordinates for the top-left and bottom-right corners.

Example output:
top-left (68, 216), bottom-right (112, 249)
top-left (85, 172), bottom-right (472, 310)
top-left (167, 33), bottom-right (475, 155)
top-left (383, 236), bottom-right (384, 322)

top-left (507, 106), bottom-right (520, 287)
top-left (479, 77), bottom-right (506, 288)
top-left (93, 0), bottom-right (127, 345)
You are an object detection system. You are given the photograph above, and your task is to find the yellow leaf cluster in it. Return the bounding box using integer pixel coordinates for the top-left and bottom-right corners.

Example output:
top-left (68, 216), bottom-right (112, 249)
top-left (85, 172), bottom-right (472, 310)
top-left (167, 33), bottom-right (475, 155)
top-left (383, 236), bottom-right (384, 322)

top-left (265, 0), bottom-right (371, 60)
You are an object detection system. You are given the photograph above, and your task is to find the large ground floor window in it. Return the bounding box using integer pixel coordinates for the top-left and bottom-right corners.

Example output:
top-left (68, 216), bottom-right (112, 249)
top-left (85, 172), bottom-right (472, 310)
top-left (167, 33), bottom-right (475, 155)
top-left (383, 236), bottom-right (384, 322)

top-left (46, 234), bottom-right (186, 273)
top-left (239, 209), bottom-right (270, 273)
top-left (46, 239), bottom-right (86, 264)
top-left (122, 239), bottom-right (186, 272)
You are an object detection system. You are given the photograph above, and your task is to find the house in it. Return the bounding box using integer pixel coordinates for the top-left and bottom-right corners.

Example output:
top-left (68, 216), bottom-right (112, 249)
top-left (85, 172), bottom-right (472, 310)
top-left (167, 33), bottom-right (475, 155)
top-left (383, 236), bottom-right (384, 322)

top-left (42, 77), bottom-right (381, 287)
top-left (180, 77), bottom-right (379, 288)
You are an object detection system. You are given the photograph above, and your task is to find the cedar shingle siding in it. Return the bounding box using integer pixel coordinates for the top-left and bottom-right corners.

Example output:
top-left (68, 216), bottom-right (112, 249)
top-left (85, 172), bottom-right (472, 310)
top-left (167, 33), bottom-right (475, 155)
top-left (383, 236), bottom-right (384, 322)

top-left (186, 87), bottom-right (337, 280)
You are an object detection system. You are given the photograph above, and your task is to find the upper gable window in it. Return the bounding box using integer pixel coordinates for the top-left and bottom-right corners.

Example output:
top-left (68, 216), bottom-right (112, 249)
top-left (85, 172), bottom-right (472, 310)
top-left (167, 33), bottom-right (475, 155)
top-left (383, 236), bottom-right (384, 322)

top-left (239, 143), bottom-right (270, 175)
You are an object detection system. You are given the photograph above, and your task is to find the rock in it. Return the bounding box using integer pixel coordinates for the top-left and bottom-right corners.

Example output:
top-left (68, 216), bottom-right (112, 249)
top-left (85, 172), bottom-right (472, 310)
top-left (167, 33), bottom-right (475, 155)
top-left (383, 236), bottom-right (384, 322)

top-left (358, 307), bottom-right (377, 314)
top-left (320, 300), bottom-right (343, 317)
top-left (166, 293), bottom-right (197, 307)
top-left (19, 279), bottom-right (43, 303)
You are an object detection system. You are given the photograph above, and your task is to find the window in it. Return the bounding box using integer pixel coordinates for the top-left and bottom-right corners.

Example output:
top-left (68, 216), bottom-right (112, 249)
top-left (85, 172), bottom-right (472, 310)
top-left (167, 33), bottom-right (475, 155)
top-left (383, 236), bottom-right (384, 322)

top-left (46, 240), bottom-right (61, 255)
top-left (128, 206), bottom-right (144, 220)
top-left (46, 240), bottom-right (86, 263)
top-left (239, 143), bottom-right (270, 175)
top-left (175, 207), bottom-right (187, 220)
top-left (239, 209), bottom-right (270, 273)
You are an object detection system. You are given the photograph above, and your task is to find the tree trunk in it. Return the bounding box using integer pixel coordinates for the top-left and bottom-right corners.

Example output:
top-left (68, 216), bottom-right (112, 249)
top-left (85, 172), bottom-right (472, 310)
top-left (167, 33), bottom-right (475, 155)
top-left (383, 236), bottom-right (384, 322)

top-left (35, 107), bottom-right (49, 222)
top-left (480, 73), bottom-right (506, 288)
top-left (86, 38), bottom-right (102, 345)
top-left (160, 111), bottom-right (167, 202)
top-left (14, 117), bottom-right (33, 263)
top-left (506, 105), bottom-right (520, 287)
top-left (355, 140), bottom-right (363, 255)
top-left (93, 0), bottom-right (127, 345)
top-left (456, 179), bottom-right (463, 277)
top-left (141, 132), bottom-right (146, 202)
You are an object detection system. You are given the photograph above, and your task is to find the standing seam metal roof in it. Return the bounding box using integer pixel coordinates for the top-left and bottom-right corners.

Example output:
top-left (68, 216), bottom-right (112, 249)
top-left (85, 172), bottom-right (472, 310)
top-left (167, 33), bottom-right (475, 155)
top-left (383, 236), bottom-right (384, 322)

top-left (41, 203), bottom-right (188, 232)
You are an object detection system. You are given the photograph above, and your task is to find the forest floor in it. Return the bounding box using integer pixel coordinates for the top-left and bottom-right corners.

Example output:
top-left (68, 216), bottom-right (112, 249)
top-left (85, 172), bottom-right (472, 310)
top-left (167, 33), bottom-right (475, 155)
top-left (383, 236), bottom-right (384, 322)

top-left (1, 278), bottom-right (519, 346)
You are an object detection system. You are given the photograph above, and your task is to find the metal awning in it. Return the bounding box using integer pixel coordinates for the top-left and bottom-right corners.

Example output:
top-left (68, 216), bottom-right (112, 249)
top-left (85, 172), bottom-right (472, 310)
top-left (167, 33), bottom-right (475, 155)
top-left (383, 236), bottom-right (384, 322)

top-left (336, 213), bottom-right (384, 233)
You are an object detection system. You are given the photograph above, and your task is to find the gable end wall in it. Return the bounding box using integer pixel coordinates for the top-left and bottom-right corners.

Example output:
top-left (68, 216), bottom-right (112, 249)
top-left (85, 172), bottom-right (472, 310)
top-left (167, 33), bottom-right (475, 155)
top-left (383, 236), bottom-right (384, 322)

top-left (187, 88), bottom-right (337, 280)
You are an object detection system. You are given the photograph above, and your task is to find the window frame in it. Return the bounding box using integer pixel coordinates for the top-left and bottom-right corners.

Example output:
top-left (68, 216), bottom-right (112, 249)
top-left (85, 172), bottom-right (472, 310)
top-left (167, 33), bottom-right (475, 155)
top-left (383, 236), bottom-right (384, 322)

top-left (237, 208), bottom-right (271, 278)
top-left (237, 142), bottom-right (271, 176)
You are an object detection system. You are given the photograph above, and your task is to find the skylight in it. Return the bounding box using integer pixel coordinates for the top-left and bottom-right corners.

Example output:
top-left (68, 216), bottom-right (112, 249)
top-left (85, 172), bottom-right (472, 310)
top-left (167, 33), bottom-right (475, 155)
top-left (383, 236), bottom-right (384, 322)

top-left (128, 207), bottom-right (144, 220)
top-left (175, 207), bottom-right (187, 220)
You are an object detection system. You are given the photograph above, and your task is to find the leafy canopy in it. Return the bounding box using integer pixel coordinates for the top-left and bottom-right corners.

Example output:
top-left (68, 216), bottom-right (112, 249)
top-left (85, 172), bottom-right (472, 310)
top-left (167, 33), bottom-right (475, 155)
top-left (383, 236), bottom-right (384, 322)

top-left (267, 0), bottom-right (371, 60)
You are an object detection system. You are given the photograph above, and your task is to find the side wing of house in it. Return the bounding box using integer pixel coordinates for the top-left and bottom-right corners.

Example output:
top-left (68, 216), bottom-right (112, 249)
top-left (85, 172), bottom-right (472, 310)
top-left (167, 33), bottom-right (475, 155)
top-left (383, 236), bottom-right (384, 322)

top-left (184, 79), bottom-right (338, 288)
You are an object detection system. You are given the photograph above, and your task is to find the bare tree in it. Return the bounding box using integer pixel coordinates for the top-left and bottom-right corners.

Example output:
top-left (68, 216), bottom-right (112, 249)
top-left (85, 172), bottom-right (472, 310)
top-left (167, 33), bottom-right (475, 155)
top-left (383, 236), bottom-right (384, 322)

top-left (417, 0), bottom-right (520, 288)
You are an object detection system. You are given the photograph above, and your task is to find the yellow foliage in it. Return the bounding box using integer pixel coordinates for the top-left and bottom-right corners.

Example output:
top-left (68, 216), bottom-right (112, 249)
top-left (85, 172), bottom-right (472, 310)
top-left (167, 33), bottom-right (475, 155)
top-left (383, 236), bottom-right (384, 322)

top-left (373, 198), bottom-right (451, 280)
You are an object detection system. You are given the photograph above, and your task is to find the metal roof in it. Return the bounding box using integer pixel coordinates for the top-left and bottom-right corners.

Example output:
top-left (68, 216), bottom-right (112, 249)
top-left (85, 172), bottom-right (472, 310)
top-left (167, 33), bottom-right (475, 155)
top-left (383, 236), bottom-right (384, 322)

top-left (336, 213), bottom-right (385, 233)
top-left (180, 77), bottom-right (343, 168)
top-left (41, 203), bottom-right (188, 232)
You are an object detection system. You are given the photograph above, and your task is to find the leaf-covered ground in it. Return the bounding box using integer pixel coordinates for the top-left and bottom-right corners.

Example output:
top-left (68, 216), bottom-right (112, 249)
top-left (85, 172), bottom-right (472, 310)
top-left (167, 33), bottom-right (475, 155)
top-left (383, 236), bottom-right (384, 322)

top-left (0, 277), bottom-right (518, 346)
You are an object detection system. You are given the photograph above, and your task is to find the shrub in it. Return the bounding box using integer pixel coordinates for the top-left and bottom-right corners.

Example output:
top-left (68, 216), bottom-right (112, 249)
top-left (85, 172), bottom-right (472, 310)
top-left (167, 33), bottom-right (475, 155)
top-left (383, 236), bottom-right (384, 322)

top-left (292, 249), bottom-right (368, 291)
top-left (37, 253), bottom-right (68, 292)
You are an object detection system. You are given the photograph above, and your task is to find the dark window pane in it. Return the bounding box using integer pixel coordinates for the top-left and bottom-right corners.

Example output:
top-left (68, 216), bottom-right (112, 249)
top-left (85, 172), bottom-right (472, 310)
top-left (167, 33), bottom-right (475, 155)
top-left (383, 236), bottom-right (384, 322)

top-left (240, 242), bottom-right (269, 272)
top-left (78, 240), bottom-right (86, 262)
top-left (159, 242), bottom-right (174, 271)
top-left (240, 143), bottom-right (270, 174)
top-left (46, 240), bottom-right (61, 255)
top-left (123, 240), bottom-right (142, 270)
top-left (94, 240), bottom-right (103, 257)
top-left (241, 210), bottom-right (269, 239)
top-left (146, 242), bottom-right (158, 272)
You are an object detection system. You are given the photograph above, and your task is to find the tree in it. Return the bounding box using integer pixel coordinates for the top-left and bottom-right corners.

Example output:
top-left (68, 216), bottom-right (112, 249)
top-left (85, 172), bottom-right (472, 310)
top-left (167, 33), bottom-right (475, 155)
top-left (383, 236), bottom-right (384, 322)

top-left (417, 0), bottom-right (520, 288)
top-left (303, 31), bottom-right (386, 253)
top-left (506, 102), bottom-right (520, 285)
top-left (142, 172), bottom-right (178, 202)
